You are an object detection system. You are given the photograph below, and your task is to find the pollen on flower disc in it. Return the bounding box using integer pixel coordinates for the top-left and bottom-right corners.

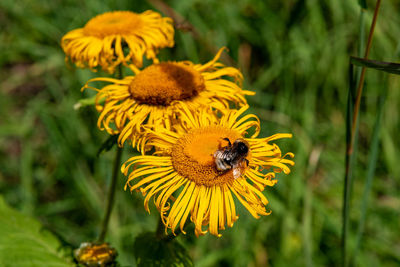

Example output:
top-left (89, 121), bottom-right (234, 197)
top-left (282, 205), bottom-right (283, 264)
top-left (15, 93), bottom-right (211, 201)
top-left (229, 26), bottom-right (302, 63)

top-left (171, 126), bottom-right (250, 187)
top-left (129, 62), bottom-right (206, 105)
top-left (83, 11), bottom-right (142, 38)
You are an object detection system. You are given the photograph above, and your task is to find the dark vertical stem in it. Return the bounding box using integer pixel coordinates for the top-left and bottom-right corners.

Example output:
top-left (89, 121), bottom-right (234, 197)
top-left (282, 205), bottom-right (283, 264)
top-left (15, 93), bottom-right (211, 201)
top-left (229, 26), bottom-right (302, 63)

top-left (343, 64), bottom-right (357, 267)
top-left (98, 147), bottom-right (123, 242)
top-left (98, 64), bottom-right (124, 243)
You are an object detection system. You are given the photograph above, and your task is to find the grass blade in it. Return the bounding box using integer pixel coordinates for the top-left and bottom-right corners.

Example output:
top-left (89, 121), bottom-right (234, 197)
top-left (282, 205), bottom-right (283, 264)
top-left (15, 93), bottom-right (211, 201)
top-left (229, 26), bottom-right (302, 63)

top-left (350, 57), bottom-right (400, 75)
top-left (350, 75), bottom-right (388, 266)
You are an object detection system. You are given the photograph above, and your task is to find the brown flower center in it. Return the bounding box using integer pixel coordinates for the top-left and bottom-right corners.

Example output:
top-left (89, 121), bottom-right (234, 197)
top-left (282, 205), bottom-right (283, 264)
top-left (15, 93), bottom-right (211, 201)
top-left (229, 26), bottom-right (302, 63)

top-left (83, 11), bottom-right (142, 38)
top-left (129, 62), bottom-right (206, 105)
top-left (171, 126), bottom-right (250, 186)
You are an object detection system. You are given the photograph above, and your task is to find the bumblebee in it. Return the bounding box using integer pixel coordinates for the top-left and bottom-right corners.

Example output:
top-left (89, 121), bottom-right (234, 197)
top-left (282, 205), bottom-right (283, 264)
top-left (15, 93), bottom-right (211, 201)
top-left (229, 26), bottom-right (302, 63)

top-left (213, 138), bottom-right (250, 179)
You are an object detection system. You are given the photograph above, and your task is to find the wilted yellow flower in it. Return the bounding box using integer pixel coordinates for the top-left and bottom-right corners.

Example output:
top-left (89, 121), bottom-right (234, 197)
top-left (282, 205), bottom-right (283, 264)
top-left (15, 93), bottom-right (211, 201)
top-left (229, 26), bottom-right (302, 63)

top-left (83, 48), bottom-right (254, 149)
top-left (74, 242), bottom-right (117, 267)
top-left (122, 106), bottom-right (294, 237)
top-left (61, 10), bottom-right (174, 72)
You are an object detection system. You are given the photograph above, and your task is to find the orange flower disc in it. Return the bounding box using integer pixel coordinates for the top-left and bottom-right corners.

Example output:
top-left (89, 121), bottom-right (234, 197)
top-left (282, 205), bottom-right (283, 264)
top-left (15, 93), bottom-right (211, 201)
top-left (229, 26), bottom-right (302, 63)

top-left (129, 62), bottom-right (206, 105)
top-left (171, 126), bottom-right (247, 187)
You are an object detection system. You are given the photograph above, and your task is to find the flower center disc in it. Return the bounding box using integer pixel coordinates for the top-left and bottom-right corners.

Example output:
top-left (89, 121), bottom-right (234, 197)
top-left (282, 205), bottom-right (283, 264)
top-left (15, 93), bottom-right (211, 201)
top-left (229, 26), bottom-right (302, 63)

top-left (83, 11), bottom-right (142, 38)
top-left (129, 62), bottom-right (205, 106)
top-left (172, 126), bottom-right (248, 186)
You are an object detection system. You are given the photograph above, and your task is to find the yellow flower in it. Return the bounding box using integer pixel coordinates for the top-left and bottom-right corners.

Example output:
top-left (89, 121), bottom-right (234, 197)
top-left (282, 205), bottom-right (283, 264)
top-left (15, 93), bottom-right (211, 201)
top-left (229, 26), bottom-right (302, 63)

top-left (83, 48), bottom-right (254, 149)
top-left (61, 10), bottom-right (174, 72)
top-left (122, 106), bottom-right (294, 237)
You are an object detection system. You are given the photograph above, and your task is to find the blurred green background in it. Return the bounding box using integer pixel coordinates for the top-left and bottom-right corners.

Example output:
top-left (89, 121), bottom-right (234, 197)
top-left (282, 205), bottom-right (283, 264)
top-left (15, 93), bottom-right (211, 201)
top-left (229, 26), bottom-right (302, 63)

top-left (1, 0), bottom-right (399, 266)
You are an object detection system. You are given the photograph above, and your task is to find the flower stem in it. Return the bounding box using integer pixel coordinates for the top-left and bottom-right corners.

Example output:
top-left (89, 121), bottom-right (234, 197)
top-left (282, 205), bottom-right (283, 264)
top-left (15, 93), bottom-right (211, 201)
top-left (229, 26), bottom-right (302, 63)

top-left (98, 146), bottom-right (123, 243)
top-left (98, 64), bottom-right (124, 243)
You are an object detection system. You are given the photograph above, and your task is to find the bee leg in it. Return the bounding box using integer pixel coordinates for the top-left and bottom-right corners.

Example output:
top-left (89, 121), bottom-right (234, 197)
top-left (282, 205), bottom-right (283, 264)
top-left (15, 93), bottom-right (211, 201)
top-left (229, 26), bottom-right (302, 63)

top-left (244, 158), bottom-right (249, 167)
top-left (233, 168), bottom-right (241, 179)
top-left (223, 137), bottom-right (232, 148)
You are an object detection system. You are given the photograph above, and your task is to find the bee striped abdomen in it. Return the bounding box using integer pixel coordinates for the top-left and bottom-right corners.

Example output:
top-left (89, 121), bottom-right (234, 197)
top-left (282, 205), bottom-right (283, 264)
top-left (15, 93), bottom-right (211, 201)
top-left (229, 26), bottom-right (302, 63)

top-left (213, 150), bottom-right (232, 171)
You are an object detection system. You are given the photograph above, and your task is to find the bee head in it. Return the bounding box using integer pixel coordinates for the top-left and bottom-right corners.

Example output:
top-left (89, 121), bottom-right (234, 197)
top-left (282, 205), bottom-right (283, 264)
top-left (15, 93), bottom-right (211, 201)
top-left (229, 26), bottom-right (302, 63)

top-left (235, 139), bottom-right (249, 155)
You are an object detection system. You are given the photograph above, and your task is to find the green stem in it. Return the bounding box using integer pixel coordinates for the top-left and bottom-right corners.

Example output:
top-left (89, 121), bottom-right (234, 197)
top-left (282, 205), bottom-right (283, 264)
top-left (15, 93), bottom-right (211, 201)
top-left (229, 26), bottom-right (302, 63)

top-left (98, 64), bottom-right (124, 243)
top-left (98, 147), bottom-right (123, 243)
top-left (343, 63), bottom-right (358, 267)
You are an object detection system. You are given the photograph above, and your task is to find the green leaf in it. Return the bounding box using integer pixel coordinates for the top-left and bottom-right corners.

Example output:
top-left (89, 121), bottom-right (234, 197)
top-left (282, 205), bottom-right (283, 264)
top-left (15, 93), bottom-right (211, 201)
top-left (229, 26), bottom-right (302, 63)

top-left (0, 197), bottom-right (74, 267)
top-left (350, 56), bottom-right (400, 75)
top-left (134, 232), bottom-right (193, 267)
